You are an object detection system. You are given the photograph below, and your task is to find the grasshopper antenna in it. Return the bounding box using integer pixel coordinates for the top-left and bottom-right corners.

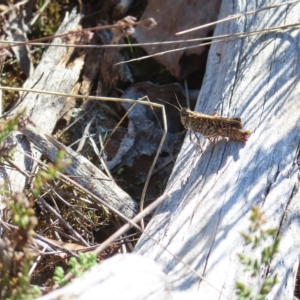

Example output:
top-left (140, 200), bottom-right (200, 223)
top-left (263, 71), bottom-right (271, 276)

top-left (174, 92), bottom-right (184, 110)
top-left (157, 98), bottom-right (181, 112)
top-left (172, 88), bottom-right (185, 110)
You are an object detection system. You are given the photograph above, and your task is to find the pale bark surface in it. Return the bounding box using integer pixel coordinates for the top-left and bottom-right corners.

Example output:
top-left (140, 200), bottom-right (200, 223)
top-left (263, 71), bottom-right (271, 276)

top-left (37, 254), bottom-right (172, 300)
top-left (135, 1), bottom-right (300, 299)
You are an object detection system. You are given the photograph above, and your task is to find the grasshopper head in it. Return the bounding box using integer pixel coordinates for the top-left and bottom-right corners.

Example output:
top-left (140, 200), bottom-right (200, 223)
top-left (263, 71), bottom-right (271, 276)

top-left (180, 108), bottom-right (189, 128)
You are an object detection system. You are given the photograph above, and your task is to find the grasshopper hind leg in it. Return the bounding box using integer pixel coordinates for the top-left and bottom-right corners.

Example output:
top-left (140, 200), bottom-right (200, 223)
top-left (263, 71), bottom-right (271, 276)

top-left (189, 131), bottom-right (203, 153)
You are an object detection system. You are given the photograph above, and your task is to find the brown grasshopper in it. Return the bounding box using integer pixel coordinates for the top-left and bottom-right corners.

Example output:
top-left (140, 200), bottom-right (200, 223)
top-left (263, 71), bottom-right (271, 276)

top-left (159, 98), bottom-right (251, 146)
top-left (180, 108), bottom-right (251, 142)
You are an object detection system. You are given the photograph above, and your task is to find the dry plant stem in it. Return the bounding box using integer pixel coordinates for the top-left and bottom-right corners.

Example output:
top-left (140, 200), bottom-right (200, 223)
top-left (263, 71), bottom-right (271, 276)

top-left (37, 196), bottom-right (90, 246)
top-left (37, 190), bottom-right (63, 242)
top-left (34, 233), bottom-right (80, 258)
top-left (52, 222), bottom-right (62, 241)
top-left (176, 0), bottom-right (300, 35)
top-left (116, 22), bottom-right (300, 65)
top-left (114, 95), bottom-right (167, 225)
top-left (29, 245), bottom-right (47, 276)
top-left (114, 217), bottom-right (129, 254)
top-left (93, 192), bottom-right (170, 255)
top-left (0, 87), bottom-right (165, 109)
top-left (57, 190), bottom-right (93, 206)
top-left (77, 0), bottom-right (83, 13)
top-left (0, 17), bottom-right (153, 50)
top-left (2, 20), bottom-right (299, 51)
top-left (102, 93), bottom-right (165, 201)
top-left (103, 102), bottom-right (137, 150)
top-left (51, 228), bottom-right (78, 243)
top-left (89, 135), bottom-right (113, 179)
top-left (139, 102), bottom-right (167, 230)
top-left (49, 192), bottom-right (60, 212)
top-left (29, 0), bottom-right (51, 26)
top-left (68, 133), bottom-right (97, 148)
top-left (97, 124), bottom-right (106, 158)
top-left (32, 238), bottom-right (56, 253)
top-left (76, 114), bottom-right (96, 152)
top-left (31, 242), bottom-right (58, 257)
top-left (1, 73), bottom-right (44, 119)
top-left (1, 221), bottom-right (80, 259)
top-left (96, 124), bottom-right (113, 179)
top-left (6, 159), bottom-right (32, 178)
top-left (0, 0), bottom-right (30, 16)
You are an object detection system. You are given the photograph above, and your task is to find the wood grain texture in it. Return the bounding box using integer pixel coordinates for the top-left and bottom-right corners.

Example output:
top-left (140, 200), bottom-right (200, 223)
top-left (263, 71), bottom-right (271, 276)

top-left (135, 1), bottom-right (300, 299)
top-left (22, 128), bottom-right (137, 219)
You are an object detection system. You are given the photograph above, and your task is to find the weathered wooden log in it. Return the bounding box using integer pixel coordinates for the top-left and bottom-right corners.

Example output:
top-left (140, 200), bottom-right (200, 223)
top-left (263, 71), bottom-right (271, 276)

top-left (22, 128), bottom-right (137, 219)
top-left (37, 254), bottom-right (172, 300)
top-left (135, 1), bottom-right (300, 299)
